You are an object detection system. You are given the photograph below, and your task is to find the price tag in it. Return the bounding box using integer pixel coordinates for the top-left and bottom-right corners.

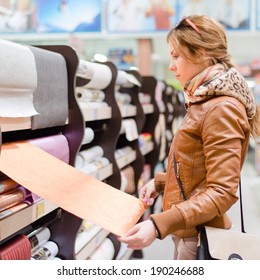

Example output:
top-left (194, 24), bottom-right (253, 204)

top-left (36, 201), bottom-right (45, 219)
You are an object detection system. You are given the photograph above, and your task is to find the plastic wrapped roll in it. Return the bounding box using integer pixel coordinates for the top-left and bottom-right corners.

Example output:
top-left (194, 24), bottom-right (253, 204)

top-left (31, 241), bottom-right (59, 260)
top-left (28, 227), bottom-right (51, 252)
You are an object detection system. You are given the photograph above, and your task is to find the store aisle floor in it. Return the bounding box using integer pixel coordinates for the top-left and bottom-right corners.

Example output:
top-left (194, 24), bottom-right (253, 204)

top-left (140, 147), bottom-right (260, 260)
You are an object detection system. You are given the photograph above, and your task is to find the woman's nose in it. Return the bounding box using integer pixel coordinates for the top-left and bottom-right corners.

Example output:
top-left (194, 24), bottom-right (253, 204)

top-left (169, 63), bottom-right (175, 71)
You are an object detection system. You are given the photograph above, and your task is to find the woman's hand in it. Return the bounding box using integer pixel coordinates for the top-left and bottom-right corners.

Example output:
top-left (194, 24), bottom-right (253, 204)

top-left (139, 179), bottom-right (159, 206)
top-left (118, 219), bottom-right (156, 250)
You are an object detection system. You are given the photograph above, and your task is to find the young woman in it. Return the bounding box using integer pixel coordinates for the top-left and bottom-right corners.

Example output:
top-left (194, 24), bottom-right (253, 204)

top-left (118, 15), bottom-right (260, 260)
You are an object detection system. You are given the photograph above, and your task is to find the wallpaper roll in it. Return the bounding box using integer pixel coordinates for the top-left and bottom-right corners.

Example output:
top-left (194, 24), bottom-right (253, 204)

top-left (76, 88), bottom-right (105, 102)
top-left (0, 202), bottom-right (28, 220)
top-left (75, 225), bottom-right (100, 254)
top-left (88, 238), bottom-right (115, 260)
top-left (120, 166), bottom-right (135, 194)
top-left (0, 234), bottom-right (31, 260)
top-left (28, 227), bottom-right (51, 252)
top-left (79, 146), bottom-right (104, 164)
top-left (28, 134), bottom-right (70, 202)
top-left (0, 141), bottom-right (146, 236)
top-left (29, 46), bottom-right (68, 129)
top-left (31, 241), bottom-right (59, 260)
top-left (116, 70), bottom-right (141, 87)
top-left (0, 187), bottom-right (25, 212)
top-left (0, 39), bottom-right (38, 118)
top-left (115, 91), bottom-right (132, 105)
top-left (79, 157), bottom-right (110, 175)
top-left (121, 118), bottom-right (138, 141)
top-left (82, 127), bottom-right (95, 145)
top-left (0, 177), bottom-right (18, 194)
top-left (28, 134), bottom-right (70, 164)
top-left (77, 60), bottom-right (112, 90)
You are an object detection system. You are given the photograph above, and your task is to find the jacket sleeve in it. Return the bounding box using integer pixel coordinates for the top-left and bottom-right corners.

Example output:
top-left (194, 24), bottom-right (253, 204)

top-left (151, 100), bottom-right (250, 239)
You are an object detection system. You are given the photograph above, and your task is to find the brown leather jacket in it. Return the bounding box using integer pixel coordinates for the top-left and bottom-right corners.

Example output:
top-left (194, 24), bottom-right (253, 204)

top-left (151, 96), bottom-right (250, 239)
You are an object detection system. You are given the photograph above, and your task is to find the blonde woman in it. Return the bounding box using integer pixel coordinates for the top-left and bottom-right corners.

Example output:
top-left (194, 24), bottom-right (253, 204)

top-left (118, 15), bottom-right (260, 260)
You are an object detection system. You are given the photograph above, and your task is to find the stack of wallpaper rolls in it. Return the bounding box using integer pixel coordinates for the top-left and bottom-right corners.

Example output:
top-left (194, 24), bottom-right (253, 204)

top-left (30, 227), bottom-right (59, 260)
top-left (76, 59), bottom-right (112, 115)
top-left (0, 177), bottom-right (32, 219)
top-left (75, 145), bottom-right (110, 176)
top-left (75, 221), bottom-right (120, 260)
top-left (0, 39), bottom-right (69, 131)
top-left (74, 220), bottom-right (102, 257)
top-left (0, 226), bottom-right (59, 260)
top-left (87, 233), bottom-right (121, 260)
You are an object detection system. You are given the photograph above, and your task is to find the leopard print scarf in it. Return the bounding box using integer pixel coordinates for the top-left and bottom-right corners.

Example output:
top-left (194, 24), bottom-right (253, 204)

top-left (184, 63), bottom-right (256, 119)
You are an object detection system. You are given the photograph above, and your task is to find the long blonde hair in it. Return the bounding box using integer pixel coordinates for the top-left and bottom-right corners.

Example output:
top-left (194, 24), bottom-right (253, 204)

top-left (167, 15), bottom-right (260, 139)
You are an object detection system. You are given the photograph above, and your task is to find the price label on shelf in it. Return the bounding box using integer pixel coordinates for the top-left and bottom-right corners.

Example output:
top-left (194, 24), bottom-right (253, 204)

top-left (36, 201), bottom-right (45, 219)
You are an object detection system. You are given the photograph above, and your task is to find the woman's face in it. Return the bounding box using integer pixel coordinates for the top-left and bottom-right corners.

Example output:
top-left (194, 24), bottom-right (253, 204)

top-left (168, 41), bottom-right (208, 86)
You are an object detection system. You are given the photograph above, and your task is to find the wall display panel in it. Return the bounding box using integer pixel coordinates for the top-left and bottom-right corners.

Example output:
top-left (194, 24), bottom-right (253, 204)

top-left (106, 0), bottom-right (178, 33)
top-left (177, 0), bottom-right (251, 30)
top-left (256, 0), bottom-right (260, 30)
top-left (0, 0), bottom-right (102, 33)
top-left (35, 0), bottom-right (102, 33)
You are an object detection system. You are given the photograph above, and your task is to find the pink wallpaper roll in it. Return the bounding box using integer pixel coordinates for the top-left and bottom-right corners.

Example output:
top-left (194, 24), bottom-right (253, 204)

top-left (28, 134), bottom-right (70, 164)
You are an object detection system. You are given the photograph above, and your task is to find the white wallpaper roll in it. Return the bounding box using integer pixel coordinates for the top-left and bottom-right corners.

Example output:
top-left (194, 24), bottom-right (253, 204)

top-left (31, 241), bottom-right (59, 260)
top-left (82, 127), bottom-right (95, 145)
top-left (79, 146), bottom-right (104, 164)
top-left (75, 225), bottom-right (100, 254)
top-left (76, 88), bottom-right (105, 102)
top-left (0, 39), bottom-right (38, 117)
top-left (88, 238), bottom-right (115, 260)
top-left (29, 226), bottom-right (51, 252)
top-left (116, 70), bottom-right (141, 87)
top-left (78, 60), bottom-right (112, 90)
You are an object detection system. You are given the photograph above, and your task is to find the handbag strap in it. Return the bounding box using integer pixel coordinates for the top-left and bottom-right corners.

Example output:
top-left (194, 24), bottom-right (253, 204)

top-left (173, 153), bottom-right (246, 233)
top-left (238, 178), bottom-right (245, 233)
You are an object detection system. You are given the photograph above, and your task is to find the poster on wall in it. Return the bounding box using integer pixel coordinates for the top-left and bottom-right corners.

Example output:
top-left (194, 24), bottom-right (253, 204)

top-left (177, 0), bottom-right (251, 30)
top-left (0, 0), bottom-right (102, 33)
top-left (35, 0), bottom-right (102, 33)
top-left (0, 0), bottom-right (35, 33)
top-left (256, 0), bottom-right (260, 30)
top-left (106, 0), bottom-right (178, 33)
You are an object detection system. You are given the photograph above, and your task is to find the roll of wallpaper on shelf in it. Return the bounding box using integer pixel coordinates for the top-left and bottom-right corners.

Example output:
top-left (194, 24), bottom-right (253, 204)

top-left (116, 70), bottom-right (141, 87)
top-left (115, 91), bottom-right (132, 105)
top-left (29, 45), bottom-right (68, 130)
top-left (121, 118), bottom-right (138, 141)
top-left (0, 187), bottom-right (25, 211)
top-left (0, 177), bottom-right (18, 194)
top-left (79, 146), bottom-right (104, 164)
top-left (82, 127), bottom-right (95, 145)
top-left (76, 88), bottom-right (105, 102)
top-left (77, 60), bottom-right (112, 90)
top-left (120, 166), bottom-right (135, 194)
top-left (31, 240), bottom-right (59, 260)
top-left (28, 227), bottom-right (51, 252)
top-left (0, 39), bottom-right (38, 118)
top-left (0, 234), bottom-right (31, 260)
top-left (28, 134), bottom-right (70, 164)
top-left (75, 225), bottom-right (100, 254)
top-left (79, 157), bottom-right (110, 175)
top-left (0, 202), bottom-right (28, 219)
top-left (88, 237), bottom-right (115, 260)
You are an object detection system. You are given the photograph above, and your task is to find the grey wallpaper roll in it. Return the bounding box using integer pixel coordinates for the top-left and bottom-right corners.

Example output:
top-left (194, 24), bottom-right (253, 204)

top-left (29, 46), bottom-right (68, 129)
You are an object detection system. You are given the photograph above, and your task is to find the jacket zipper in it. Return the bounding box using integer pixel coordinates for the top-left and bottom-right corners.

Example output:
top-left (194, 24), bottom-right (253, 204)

top-left (173, 154), bottom-right (187, 200)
